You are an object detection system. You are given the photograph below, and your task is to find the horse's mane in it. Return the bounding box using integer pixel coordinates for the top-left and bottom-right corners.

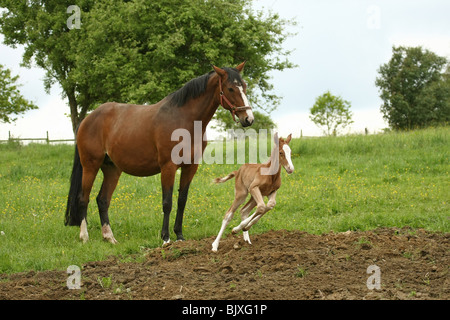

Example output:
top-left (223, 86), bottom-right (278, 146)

top-left (167, 67), bottom-right (243, 107)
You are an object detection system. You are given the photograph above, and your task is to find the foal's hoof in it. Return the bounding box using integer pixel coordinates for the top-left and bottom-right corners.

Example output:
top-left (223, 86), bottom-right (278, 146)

top-left (176, 235), bottom-right (185, 242)
top-left (162, 239), bottom-right (171, 247)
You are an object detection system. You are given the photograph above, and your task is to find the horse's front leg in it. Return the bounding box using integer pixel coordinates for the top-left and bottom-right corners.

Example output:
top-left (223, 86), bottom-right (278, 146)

top-left (174, 164), bottom-right (198, 241)
top-left (160, 164), bottom-right (177, 245)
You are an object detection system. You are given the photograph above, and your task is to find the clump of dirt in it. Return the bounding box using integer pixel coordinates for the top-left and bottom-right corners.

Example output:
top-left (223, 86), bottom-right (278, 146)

top-left (0, 228), bottom-right (448, 300)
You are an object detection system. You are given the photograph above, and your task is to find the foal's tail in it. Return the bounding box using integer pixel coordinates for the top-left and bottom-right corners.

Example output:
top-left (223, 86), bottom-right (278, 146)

top-left (65, 143), bottom-right (83, 226)
top-left (213, 171), bottom-right (237, 184)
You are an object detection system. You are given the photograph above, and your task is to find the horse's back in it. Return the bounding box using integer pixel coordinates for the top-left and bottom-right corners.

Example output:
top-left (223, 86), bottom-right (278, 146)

top-left (77, 102), bottom-right (162, 176)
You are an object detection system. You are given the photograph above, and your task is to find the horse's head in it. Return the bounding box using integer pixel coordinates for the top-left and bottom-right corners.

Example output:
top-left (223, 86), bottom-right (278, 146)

top-left (213, 62), bottom-right (254, 127)
top-left (276, 132), bottom-right (294, 174)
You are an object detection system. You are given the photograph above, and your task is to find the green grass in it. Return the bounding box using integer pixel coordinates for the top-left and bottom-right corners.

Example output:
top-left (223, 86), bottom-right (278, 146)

top-left (0, 127), bottom-right (448, 273)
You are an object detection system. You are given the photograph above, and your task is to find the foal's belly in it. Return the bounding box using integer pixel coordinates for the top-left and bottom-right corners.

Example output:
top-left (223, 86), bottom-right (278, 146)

top-left (258, 184), bottom-right (278, 196)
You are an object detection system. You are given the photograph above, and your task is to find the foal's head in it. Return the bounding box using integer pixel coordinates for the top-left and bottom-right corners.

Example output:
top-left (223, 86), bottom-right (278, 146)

top-left (277, 133), bottom-right (294, 174)
top-left (212, 62), bottom-right (254, 127)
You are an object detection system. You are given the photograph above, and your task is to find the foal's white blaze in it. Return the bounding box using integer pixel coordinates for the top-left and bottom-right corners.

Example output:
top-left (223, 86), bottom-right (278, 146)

top-left (237, 85), bottom-right (254, 122)
top-left (283, 144), bottom-right (294, 174)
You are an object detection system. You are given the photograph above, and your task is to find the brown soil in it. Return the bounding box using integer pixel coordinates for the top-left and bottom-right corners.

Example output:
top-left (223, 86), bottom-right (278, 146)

top-left (0, 228), bottom-right (448, 300)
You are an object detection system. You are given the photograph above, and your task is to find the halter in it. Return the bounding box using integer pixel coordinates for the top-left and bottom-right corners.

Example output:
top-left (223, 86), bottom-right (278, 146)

top-left (218, 77), bottom-right (252, 123)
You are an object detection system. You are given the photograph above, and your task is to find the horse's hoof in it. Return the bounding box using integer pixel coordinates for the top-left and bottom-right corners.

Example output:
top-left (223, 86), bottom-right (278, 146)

top-left (162, 239), bottom-right (171, 247)
top-left (80, 233), bottom-right (89, 243)
top-left (102, 225), bottom-right (117, 244)
top-left (104, 237), bottom-right (118, 244)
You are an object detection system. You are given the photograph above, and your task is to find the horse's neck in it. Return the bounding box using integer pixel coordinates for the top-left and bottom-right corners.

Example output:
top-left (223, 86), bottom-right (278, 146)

top-left (181, 81), bottom-right (220, 131)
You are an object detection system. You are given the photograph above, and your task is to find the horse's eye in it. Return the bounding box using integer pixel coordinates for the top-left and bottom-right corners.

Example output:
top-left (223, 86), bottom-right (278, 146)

top-left (228, 88), bottom-right (234, 92)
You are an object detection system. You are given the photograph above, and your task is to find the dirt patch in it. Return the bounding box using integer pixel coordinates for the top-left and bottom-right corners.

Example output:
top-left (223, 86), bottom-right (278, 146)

top-left (1, 228), bottom-right (448, 300)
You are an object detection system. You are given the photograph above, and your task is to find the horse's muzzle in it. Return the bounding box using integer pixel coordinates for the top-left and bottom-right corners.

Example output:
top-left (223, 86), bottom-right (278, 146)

top-left (242, 116), bottom-right (254, 127)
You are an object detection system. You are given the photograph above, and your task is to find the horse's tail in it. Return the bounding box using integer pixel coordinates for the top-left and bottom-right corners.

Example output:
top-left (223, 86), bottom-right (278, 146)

top-left (213, 171), bottom-right (237, 184)
top-left (65, 143), bottom-right (83, 226)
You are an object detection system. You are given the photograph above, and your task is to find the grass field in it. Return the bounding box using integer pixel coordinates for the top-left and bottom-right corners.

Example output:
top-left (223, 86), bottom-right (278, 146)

top-left (0, 127), bottom-right (448, 274)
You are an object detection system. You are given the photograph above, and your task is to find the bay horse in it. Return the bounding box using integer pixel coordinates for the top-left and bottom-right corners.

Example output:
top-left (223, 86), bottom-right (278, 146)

top-left (65, 62), bottom-right (254, 244)
top-left (211, 133), bottom-right (294, 252)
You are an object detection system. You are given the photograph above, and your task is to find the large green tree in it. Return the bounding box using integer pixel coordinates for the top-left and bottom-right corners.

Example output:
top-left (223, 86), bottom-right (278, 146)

top-left (376, 46), bottom-right (450, 130)
top-left (0, 64), bottom-right (37, 124)
top-left (0, 0), bottom-right (296, 134)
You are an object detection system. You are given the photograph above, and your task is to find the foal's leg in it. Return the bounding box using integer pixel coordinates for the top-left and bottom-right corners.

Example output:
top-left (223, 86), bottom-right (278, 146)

top-left (96, 160), bottom-right (122, 244)
top-left (212, 189), bottom-right (248, 252)
top-left (232, 186), bottom-right (266, 234)
top-left (243, 191), bottom-right (277, 231)
top-left (174, 164), bottom-right (198, 241)
top-left (239, 197), bottom-right (256, 244)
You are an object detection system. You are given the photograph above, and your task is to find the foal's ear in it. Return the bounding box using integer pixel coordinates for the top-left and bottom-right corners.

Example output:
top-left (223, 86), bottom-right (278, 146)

top-left (286, 134), bottom-right (292, 144)
top-left (235, 61), bottom-right (246, 73)
top-left (212, 65), bottom-right (227, 78)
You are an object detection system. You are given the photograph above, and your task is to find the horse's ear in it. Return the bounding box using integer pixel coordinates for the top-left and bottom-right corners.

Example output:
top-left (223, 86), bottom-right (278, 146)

top-left (236, 61), bottom-right (246, 73)
top-left (212, 65), bottom-right (227, 78)
top-left (286, 134), bottom-right (292, 144)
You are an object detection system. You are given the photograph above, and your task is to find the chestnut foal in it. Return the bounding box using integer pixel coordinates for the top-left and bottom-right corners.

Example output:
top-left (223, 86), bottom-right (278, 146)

top-left (211, 133), bottom-right (294, 252)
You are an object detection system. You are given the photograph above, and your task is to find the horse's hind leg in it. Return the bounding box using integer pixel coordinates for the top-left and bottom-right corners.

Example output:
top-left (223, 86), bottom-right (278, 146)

top-left (97, 158), bottom-right (122, 244)
top-left (79, 167), bottom-right (100, 243)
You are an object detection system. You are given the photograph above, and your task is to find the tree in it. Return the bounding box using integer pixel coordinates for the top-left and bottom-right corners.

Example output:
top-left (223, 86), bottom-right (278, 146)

top-left (0, 64), bottom-right (37, 124)
top-left (375, 46), bottom-right (449, 130)
top-left (309, 91), bottom-right (353, 136)
top-left (0, 0), bottom-right (296, 135)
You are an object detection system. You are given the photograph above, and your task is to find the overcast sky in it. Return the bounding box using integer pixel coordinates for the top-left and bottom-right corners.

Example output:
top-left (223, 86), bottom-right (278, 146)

top-left (1, 0), bottom-right (450, 140)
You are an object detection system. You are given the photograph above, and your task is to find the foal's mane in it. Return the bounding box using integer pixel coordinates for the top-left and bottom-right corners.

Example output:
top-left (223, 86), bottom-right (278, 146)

top-left (167, 67), bottom-right (243, 107)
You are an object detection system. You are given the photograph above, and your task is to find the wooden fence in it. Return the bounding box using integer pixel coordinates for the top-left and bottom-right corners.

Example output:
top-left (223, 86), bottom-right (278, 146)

top-left (0, 131), bottom-right (75, 144)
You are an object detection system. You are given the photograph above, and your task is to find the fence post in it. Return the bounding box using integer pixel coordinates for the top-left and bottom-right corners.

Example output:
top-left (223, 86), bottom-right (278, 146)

top-left (8, 131), bottom-right (11, 142)
top-left (46, 131), bottom-right (49, 144)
